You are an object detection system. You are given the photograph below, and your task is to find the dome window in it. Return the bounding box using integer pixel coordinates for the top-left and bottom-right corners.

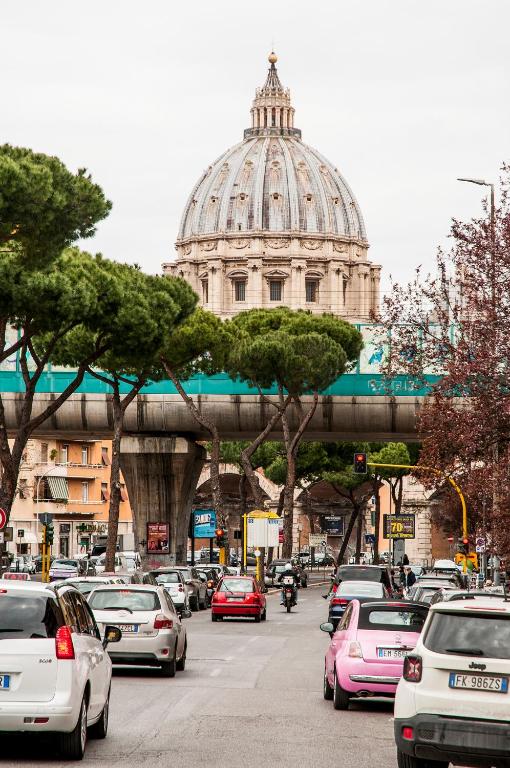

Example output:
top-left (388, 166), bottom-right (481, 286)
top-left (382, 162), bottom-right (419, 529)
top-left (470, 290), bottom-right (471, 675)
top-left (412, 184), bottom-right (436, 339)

top-left (332, 196), bottom-right (339, 205)
top-left (239, 193), bottom-right (247, 201)
top-left (210, 196), bottom-right (218, 203)
top-left (272, 192), bottom-right (280, 200)
top-left (305, 279), bottom-right (319, 303)
top-left (305, 193), bottom-right (313, 202)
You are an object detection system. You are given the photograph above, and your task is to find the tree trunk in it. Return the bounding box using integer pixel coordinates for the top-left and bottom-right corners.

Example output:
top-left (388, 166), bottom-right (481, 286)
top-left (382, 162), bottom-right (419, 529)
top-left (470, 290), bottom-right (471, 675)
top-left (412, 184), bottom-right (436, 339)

top-left (105, 386), bottom-right (123, 572)
top-left (337, 503), bottom-right (360, 565)
top-left (355, 506), bottom-right (363, 563)
top-left (373, 475), bottom-right (381, 564)
top-left (391, 477), bottom-right (404, 515)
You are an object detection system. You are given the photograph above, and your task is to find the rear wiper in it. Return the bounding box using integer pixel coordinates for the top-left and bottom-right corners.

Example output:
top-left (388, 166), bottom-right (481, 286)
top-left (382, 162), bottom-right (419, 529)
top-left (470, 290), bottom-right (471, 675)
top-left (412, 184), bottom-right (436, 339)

top-left (445, 647), bottom-right (484, 655)
top-left (99, 606), bottom-right (133, 614)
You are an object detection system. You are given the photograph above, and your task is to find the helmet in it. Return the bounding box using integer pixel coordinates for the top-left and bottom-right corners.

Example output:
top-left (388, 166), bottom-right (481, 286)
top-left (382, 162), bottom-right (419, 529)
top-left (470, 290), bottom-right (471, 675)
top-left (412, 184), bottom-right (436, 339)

top-left (285, 563), bottom-right (293, 571)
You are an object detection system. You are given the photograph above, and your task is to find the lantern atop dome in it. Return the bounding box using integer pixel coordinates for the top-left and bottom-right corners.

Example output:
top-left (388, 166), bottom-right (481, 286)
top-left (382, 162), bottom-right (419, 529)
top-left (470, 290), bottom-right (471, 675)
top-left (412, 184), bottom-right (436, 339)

top-left (246, 52), bottom-right (300, 139)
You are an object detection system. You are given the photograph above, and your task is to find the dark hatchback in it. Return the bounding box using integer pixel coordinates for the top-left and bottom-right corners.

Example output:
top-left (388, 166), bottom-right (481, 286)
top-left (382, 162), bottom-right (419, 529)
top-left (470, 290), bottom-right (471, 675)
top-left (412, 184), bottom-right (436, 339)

top-left (334, 564), bottom-right (395, 595)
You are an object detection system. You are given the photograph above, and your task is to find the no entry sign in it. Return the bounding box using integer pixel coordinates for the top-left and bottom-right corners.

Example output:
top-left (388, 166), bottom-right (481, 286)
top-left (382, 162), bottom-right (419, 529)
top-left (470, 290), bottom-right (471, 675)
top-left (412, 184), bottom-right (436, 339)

top-left (0, 509), bottom-right (7, 531)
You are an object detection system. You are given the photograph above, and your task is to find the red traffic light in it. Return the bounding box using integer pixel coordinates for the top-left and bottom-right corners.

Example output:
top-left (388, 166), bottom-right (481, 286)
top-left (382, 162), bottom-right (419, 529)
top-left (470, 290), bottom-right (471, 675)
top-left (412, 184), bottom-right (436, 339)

top-left (353, 452), bottom-right (367, 474)
top-left (215, 529), bottom-right (224, 537)
top-left (447, 536), bottom-right (454, 542)
top-left (355, 454), bottom-right (364, 461)
top-left (462, 538), bottom-right (469, 545)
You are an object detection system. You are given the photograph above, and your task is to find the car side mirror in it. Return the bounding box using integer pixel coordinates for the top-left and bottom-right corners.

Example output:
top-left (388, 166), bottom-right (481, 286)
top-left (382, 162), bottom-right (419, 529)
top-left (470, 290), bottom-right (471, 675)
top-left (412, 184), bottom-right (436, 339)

top-left (103, 625), bottom-right (122, 648)
top-left (181, 609), bottom-right (192, 619)
top-left (186, 580), bottom-right (194, 586)
top-left (322, 593), bottom-right (329, 600)
top-left (320, 622), bottom-right (335, 636)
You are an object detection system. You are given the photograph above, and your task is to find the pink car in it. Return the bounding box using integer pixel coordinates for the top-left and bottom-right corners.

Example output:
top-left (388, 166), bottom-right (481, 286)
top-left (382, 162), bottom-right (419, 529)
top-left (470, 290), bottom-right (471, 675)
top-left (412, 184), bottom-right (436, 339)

top-left (322, 599), bottom-right (428, 710)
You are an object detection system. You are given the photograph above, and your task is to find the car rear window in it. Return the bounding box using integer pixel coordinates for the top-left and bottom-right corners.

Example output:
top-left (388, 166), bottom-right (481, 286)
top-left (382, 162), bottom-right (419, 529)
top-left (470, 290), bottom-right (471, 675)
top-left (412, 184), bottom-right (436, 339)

top-left (53, 560), bottom-right (78, 568)
top-left (69, 581), bottom-right (97, 595)
top-left (338, 581), bottom-right (383, 597)
top-left (337, 566), bottom-right (385, 583)
top-left (0, 594), bottom-right (64, 639)
top-left (424, 611), bottom-right (510, 659)
top-left (88, 589), bottom-right (160, 611)
top-left (220, 579), bottom-right (254, 593)
top-left (154, 573), bottom-right (180, 584)
top-left (359, 606), bottom-right (428, 632)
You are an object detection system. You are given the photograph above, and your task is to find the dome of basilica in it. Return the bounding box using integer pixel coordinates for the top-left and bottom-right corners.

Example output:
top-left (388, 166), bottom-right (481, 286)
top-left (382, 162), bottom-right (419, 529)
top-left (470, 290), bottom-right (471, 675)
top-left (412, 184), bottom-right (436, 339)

top-left (165, 54), bottom-right (379, 323)
top-left (177, 57), bottom-right (366, 243)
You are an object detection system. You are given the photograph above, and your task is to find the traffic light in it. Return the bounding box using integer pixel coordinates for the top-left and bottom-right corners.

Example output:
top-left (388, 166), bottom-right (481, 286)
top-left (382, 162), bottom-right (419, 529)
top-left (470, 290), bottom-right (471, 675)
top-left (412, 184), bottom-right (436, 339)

top-left (457, 537), bottom-right (469, 555)
top-left (354, 452), bottom-right (367, 474)
top-left (215, 528), bottom-right (226, 547)
top-left (46, 522), bottom-right (54, 546)
top-left (41, 525), bottom-right (46, 545)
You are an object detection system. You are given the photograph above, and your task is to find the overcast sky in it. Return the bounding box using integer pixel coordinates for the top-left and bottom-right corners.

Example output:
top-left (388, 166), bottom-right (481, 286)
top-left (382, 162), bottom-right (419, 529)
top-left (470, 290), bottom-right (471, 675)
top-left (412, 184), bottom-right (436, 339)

top-left (3, 0), bottom-right (509, 291)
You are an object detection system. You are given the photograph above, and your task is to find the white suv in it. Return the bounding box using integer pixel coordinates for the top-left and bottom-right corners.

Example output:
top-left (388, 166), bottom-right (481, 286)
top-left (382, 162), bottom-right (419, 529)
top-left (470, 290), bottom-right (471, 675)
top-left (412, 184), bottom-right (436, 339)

top-left (394, 599), bottom-right (510, 768)
top-left (0, 581), bottom-right (121, 760)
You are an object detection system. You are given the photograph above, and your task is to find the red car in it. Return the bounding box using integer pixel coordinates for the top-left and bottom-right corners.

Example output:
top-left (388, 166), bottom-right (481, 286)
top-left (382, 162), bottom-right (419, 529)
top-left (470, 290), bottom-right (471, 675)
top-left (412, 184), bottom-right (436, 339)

top-left (211, 576), bottom-right (267, 622)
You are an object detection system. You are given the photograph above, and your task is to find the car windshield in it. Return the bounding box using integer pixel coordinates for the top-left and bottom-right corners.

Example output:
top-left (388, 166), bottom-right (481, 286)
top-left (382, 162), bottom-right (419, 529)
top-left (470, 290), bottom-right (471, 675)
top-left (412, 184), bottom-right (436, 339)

top-left (337, 567), bottom-right (383, 582)
top-left (424, 611), bottom-right (510, 659)
top-left (0, 595), bottom-right (63, 639)
top-left (53, 560), bottom-right (78, 568)
top-left (69, 581), bottom-right (99, 595)
top-left (338, 581), bottom-right (383, 596)
top-left (220, 579), bottom-right (254, 593)
top-left (154, 573), bottom-right (180, 584)
top-left (89, 589), bottom-right (160, 612)
top-left (359, 606), bottom-right (428, 632)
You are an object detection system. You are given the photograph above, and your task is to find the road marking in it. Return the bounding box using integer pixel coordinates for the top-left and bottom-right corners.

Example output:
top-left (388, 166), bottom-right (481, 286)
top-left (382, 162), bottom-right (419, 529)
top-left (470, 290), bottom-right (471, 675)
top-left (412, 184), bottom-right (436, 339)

top-left (210, 667), bottom-right (221, 677)
top-left (247, 635), bottom-right (259, 644)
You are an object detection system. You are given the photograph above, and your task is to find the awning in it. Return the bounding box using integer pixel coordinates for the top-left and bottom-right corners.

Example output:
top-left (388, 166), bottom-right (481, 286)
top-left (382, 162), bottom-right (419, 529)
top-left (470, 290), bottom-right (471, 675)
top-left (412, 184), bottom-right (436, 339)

top-left (47, 476), bottom-right (69, 501)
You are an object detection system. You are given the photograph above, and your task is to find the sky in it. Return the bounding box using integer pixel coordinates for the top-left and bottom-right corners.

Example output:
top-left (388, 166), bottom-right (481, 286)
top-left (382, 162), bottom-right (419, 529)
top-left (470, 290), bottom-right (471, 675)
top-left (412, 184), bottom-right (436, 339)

top-left (2, 0), bottom-right (509, 292)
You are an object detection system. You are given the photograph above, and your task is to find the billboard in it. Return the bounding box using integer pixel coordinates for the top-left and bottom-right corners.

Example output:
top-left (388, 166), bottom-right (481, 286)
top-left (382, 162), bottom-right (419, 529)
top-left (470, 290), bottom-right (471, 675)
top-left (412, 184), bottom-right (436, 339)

top-left (383, 514), bottom-right (415, 539)
top-left (147, 523), bottom-right (169, 553)
top-left (193, 510), bottom-right (217, 539)
top-left (321, 516), bottom-right (344, 536)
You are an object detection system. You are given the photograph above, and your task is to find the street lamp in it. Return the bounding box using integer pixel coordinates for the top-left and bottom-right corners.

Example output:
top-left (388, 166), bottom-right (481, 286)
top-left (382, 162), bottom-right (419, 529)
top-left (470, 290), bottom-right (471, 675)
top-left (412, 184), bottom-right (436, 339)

top-left (457, 177), bottom-right (496, 303)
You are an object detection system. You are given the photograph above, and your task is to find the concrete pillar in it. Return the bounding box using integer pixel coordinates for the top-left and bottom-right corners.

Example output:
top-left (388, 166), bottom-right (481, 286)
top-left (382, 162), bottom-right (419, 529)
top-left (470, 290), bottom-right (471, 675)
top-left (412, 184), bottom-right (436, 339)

top-left (120, 436), bottom-right (205, 568)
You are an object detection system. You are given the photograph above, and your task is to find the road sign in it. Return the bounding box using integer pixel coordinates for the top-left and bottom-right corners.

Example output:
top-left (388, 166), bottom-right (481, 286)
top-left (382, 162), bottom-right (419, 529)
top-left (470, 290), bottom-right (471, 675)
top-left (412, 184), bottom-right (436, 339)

top-left (3, 528), bottom-right (13, 543)
top-left (309, 533), bottom-right (326, 548)
top-left (383, 514), bottom-right (415, 539)
top-left (365, 533), bottom-right (376, 544)
top-left (0, 509), bottom-right (6, 531)
top-left (247, 512), bottom-right (280, 548)
top-left (321, 515), bottom-right (344, 536)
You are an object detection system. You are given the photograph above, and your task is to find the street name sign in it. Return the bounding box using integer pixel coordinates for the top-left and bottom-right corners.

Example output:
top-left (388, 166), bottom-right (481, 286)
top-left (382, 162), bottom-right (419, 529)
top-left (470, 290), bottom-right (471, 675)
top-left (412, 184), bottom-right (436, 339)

top-left (383, 514), bottom-right (415, 539)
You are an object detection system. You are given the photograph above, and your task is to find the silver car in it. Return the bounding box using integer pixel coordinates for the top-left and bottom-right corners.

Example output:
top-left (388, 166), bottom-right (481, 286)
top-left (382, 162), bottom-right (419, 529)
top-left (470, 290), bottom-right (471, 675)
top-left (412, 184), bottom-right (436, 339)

top-left (88, 584), bottom-right (187, 676)
top-left (150, 569), bottom-right (191, 615)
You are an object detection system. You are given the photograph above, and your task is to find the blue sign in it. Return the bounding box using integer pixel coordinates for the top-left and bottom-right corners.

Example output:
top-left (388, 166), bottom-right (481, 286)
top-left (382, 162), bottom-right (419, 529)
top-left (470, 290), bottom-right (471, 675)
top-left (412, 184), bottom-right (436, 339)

top-left (193, 510), bottom-right (217, 539)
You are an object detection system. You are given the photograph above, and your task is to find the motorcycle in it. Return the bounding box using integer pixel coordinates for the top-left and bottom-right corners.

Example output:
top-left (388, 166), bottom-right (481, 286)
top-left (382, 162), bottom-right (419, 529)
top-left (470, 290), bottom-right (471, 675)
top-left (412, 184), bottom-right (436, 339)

top-left (284, 585), bottom-right (294, 613)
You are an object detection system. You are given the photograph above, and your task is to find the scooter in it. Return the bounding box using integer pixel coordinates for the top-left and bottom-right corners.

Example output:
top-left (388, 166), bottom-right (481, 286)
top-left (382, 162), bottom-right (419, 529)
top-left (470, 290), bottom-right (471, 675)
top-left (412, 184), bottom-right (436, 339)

top-left (284, 585), bottom-right (294, 613)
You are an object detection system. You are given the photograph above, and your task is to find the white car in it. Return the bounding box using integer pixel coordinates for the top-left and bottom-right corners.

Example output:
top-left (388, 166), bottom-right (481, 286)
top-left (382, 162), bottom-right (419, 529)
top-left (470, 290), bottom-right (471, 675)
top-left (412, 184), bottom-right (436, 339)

top-left (394, 599), bottom-right (510, 768)
top-left (0, 581), bottom-right (121, 760)
top-left (61, 576), bottom-right (126, 597)
top-left (88, 584), bottom-right (187, 677)
top-left (149, 569), bottom-right (191, 615)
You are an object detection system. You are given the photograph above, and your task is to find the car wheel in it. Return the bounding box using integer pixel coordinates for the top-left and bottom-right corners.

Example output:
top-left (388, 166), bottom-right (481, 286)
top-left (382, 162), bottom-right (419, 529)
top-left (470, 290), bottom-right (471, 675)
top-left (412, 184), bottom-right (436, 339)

top-left (333, 668), bottom-right (349, 710)
top-left (261, 608), bottom-right (267, 621)
top-left (212, 613), bottom-right (218, 622)
top-left (397, 749), bottom-right (448, 768)
top-left (254, 612), bottom-right (261, 623)
top-left (60, 695), bottom-right (87, 760)
top-left (160, 653), bottom-right (177, 678)
top-left (89, 688), bottom-right (109, 739)
top-left (199, 597), bottom-right (206, 610)
top-left (176, 641), bottom-right (187, 671)
top-left (323, 668), bottom-right (334, 700)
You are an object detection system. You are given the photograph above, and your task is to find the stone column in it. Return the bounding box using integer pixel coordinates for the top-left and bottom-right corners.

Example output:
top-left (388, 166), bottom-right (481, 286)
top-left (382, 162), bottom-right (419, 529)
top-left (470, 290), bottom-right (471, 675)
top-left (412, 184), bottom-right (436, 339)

top-left (120, 436), bottom-right (205, 568)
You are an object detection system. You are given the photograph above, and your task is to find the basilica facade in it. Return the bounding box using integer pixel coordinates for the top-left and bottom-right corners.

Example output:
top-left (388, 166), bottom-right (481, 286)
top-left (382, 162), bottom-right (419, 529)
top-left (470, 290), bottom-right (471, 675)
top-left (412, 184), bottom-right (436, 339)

top-left (163, 53), bottom-right (380, 321)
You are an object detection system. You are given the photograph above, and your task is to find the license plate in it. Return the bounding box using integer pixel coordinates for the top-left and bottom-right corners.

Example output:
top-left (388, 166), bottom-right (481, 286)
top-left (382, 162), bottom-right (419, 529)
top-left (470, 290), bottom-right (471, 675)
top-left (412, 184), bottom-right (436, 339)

top-left (377, 648), bottom-right (408, 659)
top-left (449, 672), bottom-right (508, 693)
top-left (117, 624), bottom-right (138, 633)
top-left (0, 675), bottom-right (10, 689)
top-left (227, 597), bottom-right (243, 601)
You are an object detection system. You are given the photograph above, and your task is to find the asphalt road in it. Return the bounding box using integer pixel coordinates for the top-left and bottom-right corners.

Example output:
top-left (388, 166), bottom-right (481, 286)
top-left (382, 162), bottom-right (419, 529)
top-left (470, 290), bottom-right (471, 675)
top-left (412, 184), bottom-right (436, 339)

top-left (3, 585), bottom-right (398, 768)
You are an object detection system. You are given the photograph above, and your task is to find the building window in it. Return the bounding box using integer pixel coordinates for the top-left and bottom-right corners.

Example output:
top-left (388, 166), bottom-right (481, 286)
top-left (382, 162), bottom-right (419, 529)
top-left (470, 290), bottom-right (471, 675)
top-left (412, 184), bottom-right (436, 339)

top-left (81, 482), bottom-right (89, 503)
top-left (305, 280), bottom-right (319, 303)
top-left (81, 445), bottom-right (89, 465)
top-left (269, 280), bottom-right (282, 302)
top-left (202, 280), bottom-right (209, 304)
top-left (120, 484), bottom-right (129, 502)
top-left (40, 443), bottom-right (48, 463)
top-left (235, 281), bottom-right (246, 302)
top-left (18, 478), bottom-right (28, 499)
top-left (101, 482), bottom-right (110, 502)
top-left (101, 447), bottom-right (110, 466)
top-left (60, 444), bottom-right (69, 465)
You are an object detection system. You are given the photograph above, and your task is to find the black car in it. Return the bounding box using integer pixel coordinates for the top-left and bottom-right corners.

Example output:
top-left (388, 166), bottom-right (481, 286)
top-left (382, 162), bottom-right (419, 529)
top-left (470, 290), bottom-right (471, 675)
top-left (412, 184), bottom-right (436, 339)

top-left (195, 568), bottom-right (219, 605)
top-left (334, 564), bottom-right (394, 595)
top-left (265, 560), bottom-right (308, 588)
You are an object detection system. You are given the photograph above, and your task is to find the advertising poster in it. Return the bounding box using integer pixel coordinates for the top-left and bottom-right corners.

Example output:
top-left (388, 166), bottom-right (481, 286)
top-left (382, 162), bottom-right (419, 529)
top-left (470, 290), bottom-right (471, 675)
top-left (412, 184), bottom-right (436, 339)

top-left (193, 510), bottom-right (217, 539)
top-left (147, 522), bottom-right (169, 553)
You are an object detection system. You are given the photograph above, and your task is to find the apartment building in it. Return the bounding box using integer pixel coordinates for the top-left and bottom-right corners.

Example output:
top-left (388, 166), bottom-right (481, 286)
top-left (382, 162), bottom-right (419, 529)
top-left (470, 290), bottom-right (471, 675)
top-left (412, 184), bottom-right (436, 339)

top-left (10, 438), bottom-right (134, 557)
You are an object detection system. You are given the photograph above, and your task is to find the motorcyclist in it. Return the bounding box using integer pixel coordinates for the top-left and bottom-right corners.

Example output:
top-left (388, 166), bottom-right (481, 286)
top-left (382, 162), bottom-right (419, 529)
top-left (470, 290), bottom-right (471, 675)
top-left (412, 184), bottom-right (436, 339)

top-left (278, 562), bottom-right (299, 605)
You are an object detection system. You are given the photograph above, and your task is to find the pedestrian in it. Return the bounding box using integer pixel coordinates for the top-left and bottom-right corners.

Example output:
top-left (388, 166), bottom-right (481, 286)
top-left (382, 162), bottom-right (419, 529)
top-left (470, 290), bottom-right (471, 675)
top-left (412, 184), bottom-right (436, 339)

top-left (402, 553), bottom-right (410, 566)
top-left (402, 566), bottom-right (416, 589)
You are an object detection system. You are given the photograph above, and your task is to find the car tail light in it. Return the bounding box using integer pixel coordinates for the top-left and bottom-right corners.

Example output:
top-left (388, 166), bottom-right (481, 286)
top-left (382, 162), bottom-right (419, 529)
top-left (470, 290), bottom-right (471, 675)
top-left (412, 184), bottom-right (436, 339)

top-left (348, 642), bottom-right (363, 658)
top-left (331, 597), bottom-right (349, 606)
top-left (178, 584), bottom-right (184, 592)
top-left (331, 583), bottom-right (338, 593)
top-left (212, 592), bottom-right (225, 602)
top-left (154, 615), bottom-right (173, 630)
top-left (207, 580), bottom-right (214, 588)
top-left (55, 626), bottom-right (75, 659)
top-left (402, 726), bottom-right (414, 740)
top-left (403, 655), bottom-right (422, 683)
